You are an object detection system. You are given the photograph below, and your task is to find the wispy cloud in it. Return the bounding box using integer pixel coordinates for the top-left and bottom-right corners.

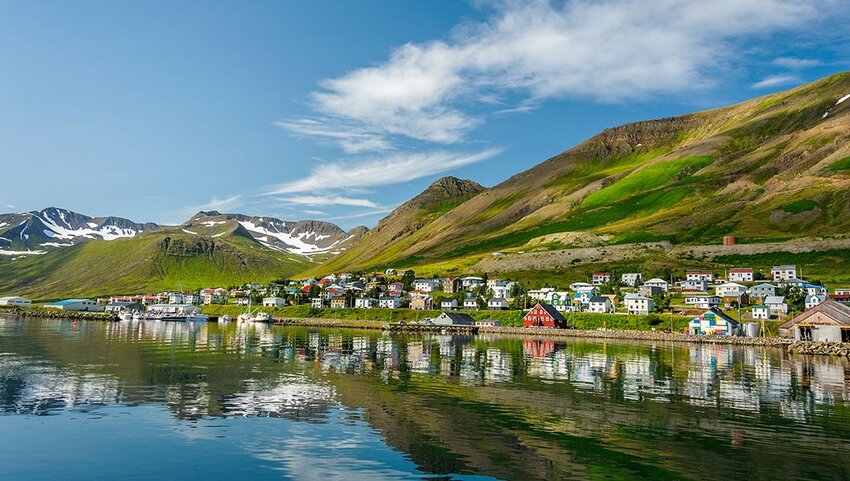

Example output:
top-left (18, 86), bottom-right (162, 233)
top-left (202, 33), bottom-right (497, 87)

top-left (5, 204), bottom-right (15, 209)
top-left (265, 149), bottom-right (501, 195)
top-left (281, 0), bottom-right (825, 150)
top-left (277, 195), bottom-right (380, 208)
top-left (301, 209), bottom-right (328, 216)
top-left (752, 74), bottom-right (802, 89)
top-left (328, 208), bottom-right (395, 220)
top-left (771, 56), bottom-right (821, 69)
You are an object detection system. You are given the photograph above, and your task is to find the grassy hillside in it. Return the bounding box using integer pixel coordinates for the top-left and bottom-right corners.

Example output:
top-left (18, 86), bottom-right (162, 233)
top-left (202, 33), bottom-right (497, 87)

top-left (306, 72), bottom-right (850, 277)
top-left (0, 230), bottom-right (313, 300)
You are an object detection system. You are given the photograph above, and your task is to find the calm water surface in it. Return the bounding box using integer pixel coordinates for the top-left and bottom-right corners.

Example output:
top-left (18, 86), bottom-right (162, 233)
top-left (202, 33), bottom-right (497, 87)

top-left (1, 316), bottom-right (849, 480)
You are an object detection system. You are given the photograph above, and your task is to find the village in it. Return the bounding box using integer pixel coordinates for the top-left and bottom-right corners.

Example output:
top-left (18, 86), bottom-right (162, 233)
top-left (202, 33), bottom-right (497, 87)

top-left (2, 263), bottom-right (849, 343)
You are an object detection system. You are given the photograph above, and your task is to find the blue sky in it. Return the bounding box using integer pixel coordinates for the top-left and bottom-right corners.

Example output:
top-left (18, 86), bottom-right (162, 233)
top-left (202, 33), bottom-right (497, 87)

top-left (1, 0), bottom-right (848, 229)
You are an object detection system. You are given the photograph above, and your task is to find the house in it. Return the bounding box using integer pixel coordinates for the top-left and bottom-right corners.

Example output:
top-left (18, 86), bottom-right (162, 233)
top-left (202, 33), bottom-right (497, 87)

top-left (440, 297), bottom-right (459, 310)
top-left (831, 293), bottom-right (850, 305)
top-left (643, 278), bottom-right (669, 293)
top-left (688, 308), bottom-right (740, 336)
top-left (592, 272), bottom-right (612, 285)
top-left (387, 282), bottom-right (405, 295)
top-left (679, 280), bottom-right (708, 292)
top-left (434, 312), bottom-right (475, 326)
top-left (410, 295), bottom-right (434, 310)
top-left (764, 296), bottom-right (789, 316)
top-left (384, 268), bottom-right (396, 275)
top-left (413, 279), bottom-right (441, 292)
top-left (548, 292), bottom-right (575, 312)
top-left (639, 285), bottom-right (664, 298)
top-left (573, 291), bottom-right (593, 309)
top-left (621, 273), bottom-right (642, 287)
top-left (752, 305), bottom-right (771, 320)
top-left (779, 301), bottom-right (850, 342)
top-left (43, 299), bottom-right (103, 312)
top-left (330, 296), bottom-right (349, 309)
top-left (202, 292), bottom-right (228, 305)
top-left (587, 296), bottom-right (614, 314)
top-left (802, 283), bottom-right (828, 297)
top-left (461, 276), bottom-right (486, 289)
top-left (311, 297), bottom-right (326, 309)
top-left (685, 294), bottom-right (722, 309)
top-left (715, 282), bottom-right (747, 297)
top-left (442, 277), bottom-right (462, 294)
top-left (378, 296), bottom-right (401, 309)
top-left (685, 270), bottom-right (714, 282)
top-left (183, 294), bottom-right (201, 305)
top-left (0, 296), bottom-right (31, 306)
top-left (463, 297), bottom-right (479, 311)
top-left (749, 283), bottom-right (778, 301)
top-left (835, 288), bottom-right (850, 296)
top-left (491, 285), bottom-right (511, 299)
top-left (722, 292), bottom-right (750, 308)
top-left (569, 282), bottom-right (595, 292)
top-left (522, 303), bottom-right (567, 329)
top-left (528, 288), bottom-right (555, 301)
top-left (354, 297), bottom-right (377, 309)
top-left (487, 297), bottom-right (509, 310)
top-left (777, 278), bottom-right (807, 290)
top-left (805, 294), bottom-right (827, 310)
top-left (235, 297), bottom-right (251, 306)
top-left (262, 297), bottom-right (286, 307)
top-left (624, 293), bottom-right (653, 315)
top-left (487, 279), bottom-right (508, 288)
top-left (168, 293), bottom-right (185, 304)
top-left (772, 265), bottom-right (798, 282)
top-left (728, 268), bottom-right (754, 283)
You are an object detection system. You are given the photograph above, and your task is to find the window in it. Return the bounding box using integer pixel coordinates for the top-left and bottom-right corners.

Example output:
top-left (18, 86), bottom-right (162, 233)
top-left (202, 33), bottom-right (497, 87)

top-left (841, 329), bottom-right (850, 343)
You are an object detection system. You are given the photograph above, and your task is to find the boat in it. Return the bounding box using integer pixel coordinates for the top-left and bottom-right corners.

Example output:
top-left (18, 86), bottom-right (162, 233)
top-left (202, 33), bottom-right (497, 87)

top-left (117, 310), bottom-right (133, 322)
top-left (146, 304), bottom-right (207, 322)
top-left (218, 314), bottom-right (232, 323)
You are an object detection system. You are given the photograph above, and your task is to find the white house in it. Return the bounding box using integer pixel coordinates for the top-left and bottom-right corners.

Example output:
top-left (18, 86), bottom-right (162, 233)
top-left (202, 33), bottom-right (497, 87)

top-left (487, 297), bottom-right (509, 310)
top-left (805, 294), bottom-right (828, 310)
top-left (679, 280), bottom-right (708, 292)
top-left (262, 297), bottom-right (286, 307)
top-left (764, 296), bottom-right (789, 316)
top-left (434, 312), bottom-right (475, 326)
top-left (378, 296), bottom-right (401, 309)
top-left (311, 297), bottom-right (326, 308)
top-left (623, 293), bottom-right (653, 315)
top-left (0, 296), bottom-right (31, 306)
top-left (772, 265), bottom-right (798, 282)
top-left (587, 296), bottom-right (614, 314)
top-left (354, 297), bottom-right (377, 309)
top-left (685, 270), bottom-right (714, 282)
top-left (528, 288), bottom-right (555, 301)
top-left (728, 268), bottom-right (754, 283)
top-left (202, 292), bottom-right (227, 305)
top-left (43, 299), bottom-right (103, 312)
top-left (715, 282), bottom-right (748, 297)
top-left (643, 278), bottom-right (669, 293)
top-left (413, 279), bottom-right (441, 292)
top-left (592, 272), bottom-right (612, 285)
top-left (463, 298), bottom-right (479, 311)
top-left (752, 305), bottom-right (771, 320)
top-left (684, 295), bottom-right (722, 309)
top-left (440, 298), bottom-right (459, 310)
top-left (569, 282), bottom-right (596, 292)
top-left (461, 276), bottom-right (486, 289)
top-left (621, 273), bottom-right (642, 287)
top-left (491, 285), bottom-right (511, 299)
top-left (802, 283), bottom-right (828, 297)
top-left (749, 283), bottom-right (778, 301)
top-left (487, 279), bottom-right (508, 288)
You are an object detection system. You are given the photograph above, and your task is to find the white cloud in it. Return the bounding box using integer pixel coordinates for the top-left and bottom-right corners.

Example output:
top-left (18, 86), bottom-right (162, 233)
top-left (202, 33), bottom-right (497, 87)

top-left (5, 204), bottom-right (15, 209)
top-left (278, 195), bottom-right (380, 208)
top-left (752, 74), bottom-right (801, 89)
top-left (265, 149), bottom-right (500, 195)
top-left (328, 208), bottom-right (395, 220)
top-left (771, 57), bottom-right (821, 69)
top-left (301, 210), bottom-right (328, 216)
top-left (284, 0), bottom-right (824, 150)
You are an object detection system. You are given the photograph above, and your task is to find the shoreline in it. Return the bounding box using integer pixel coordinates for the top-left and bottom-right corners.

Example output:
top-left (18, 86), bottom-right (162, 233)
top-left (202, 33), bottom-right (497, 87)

top-left (4, 309), bottom-right (848, 357)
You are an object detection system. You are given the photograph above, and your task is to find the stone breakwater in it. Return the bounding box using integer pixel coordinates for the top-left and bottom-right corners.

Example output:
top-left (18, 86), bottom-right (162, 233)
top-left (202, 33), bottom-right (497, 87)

top-left (478, 326), bottom-right (794, 347)
top-left (786, 341), bottom-right (850, 357)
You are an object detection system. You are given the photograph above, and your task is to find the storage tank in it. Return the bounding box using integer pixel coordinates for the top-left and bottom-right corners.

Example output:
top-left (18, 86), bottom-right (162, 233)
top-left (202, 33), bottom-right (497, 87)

top-left (743, 322), bottom-right (760, 337)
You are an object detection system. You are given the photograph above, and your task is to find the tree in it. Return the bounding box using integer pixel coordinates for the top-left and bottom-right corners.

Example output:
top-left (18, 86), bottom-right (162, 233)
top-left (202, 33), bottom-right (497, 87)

top-left (782, 285), bottom-right (806, 313)
top-left (401, 270), bottom-right (415, 291)
top-left (653, 294), bottom-right (672, 313)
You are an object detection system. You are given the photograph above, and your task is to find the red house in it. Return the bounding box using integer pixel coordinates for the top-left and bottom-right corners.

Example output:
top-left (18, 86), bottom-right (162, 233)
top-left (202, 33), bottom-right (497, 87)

top-left (523, 303), bottom-right (567, 329)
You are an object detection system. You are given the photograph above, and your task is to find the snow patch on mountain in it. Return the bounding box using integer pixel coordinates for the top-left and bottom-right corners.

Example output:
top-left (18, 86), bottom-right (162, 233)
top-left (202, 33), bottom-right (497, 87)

top-left (238, 220), bottom-right (346, 256)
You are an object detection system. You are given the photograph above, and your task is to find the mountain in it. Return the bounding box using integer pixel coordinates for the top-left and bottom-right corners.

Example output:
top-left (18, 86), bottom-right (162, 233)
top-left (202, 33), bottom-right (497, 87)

top-left (0, 208), bottom-right (367, 299)
top-left (0, 207), bottom-right (158, 254)
top-left (306, 72), bottom-right (850, 276)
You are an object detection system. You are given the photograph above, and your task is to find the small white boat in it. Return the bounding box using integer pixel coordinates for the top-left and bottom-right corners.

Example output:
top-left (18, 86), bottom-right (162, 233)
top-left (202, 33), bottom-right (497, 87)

top-left (117, 311), bottom-right (133, 322)
top-left (132, 312), bottom-right (143, 321)
top-left (250, 311), bottom-right (271, 323)
top-left (218, 314), bottom-right (232, 323)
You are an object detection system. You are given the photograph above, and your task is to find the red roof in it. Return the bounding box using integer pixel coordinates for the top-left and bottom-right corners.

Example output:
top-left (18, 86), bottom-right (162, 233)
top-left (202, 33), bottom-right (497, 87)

top-left (729, 267), bottom-right (753, 273)
top-left (593, 272), bottom-right (611, 276)
top-left (686, 270), bottom-right (712, 274)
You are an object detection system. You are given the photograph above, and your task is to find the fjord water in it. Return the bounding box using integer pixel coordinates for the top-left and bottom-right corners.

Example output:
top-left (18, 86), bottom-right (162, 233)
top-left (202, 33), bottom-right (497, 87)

top-left (1, 317), bottom-right (848, 481)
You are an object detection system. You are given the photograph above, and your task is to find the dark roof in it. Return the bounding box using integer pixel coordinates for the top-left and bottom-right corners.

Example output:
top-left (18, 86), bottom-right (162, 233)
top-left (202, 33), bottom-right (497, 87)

top-left (528, 303), bottom-right (566, 321)
top-left (589, 296), bottom-right (610, 303)
top-left (440, 312), bottom-right (475, 324)
top-left (707, 307), bottom-right (739, 326)
top-left (780, 300), bottom-right (850, 329)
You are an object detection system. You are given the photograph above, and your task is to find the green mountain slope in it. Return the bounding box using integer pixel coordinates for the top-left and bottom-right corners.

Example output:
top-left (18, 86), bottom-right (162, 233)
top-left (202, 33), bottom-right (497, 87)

top-left (308, 72), bottom-right (850, 275)
top-left (0, 227), bottom-right (314, 300)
